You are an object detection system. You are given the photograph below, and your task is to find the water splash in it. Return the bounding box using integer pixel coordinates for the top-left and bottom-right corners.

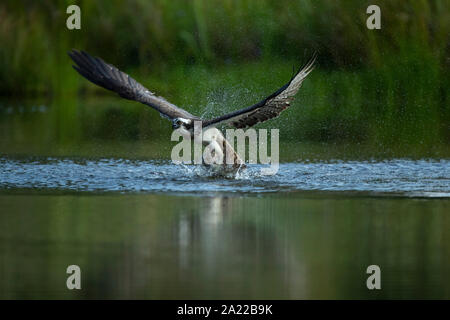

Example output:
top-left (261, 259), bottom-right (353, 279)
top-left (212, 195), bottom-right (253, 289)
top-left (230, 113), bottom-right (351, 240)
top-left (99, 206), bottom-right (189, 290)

top-left (0, 157), bottom-right (449, 197)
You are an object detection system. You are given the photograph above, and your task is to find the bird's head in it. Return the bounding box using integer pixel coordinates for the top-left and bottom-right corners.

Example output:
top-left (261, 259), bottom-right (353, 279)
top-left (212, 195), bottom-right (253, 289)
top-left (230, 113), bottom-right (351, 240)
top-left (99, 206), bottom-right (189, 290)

top-left (172, 117), bottom-right (192, 130)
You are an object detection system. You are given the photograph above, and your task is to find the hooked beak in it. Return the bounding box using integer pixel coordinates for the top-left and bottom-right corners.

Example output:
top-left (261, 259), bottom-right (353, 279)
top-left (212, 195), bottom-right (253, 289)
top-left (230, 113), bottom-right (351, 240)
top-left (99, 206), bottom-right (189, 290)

top-left (172, 120), bottom-right (180, 130)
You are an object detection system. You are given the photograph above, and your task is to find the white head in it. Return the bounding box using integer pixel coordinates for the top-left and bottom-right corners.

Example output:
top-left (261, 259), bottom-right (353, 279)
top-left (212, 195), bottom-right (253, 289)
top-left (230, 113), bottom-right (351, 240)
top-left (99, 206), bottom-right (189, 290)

top-left (172, 117), bottom-right (192, 130)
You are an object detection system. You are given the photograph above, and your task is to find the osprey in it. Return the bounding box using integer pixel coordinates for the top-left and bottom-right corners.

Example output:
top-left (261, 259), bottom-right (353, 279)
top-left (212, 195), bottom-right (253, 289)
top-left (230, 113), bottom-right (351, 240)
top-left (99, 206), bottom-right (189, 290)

top-left (68, 50), bottom-right (316, 170)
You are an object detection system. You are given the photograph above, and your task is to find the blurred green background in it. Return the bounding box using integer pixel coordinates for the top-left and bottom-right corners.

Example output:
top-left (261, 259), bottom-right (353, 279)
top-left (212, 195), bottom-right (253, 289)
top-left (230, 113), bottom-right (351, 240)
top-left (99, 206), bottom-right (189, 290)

top-left (1, 1), bottom-right (449, 300)
top-left (0, 0), bottom-right (449, 158)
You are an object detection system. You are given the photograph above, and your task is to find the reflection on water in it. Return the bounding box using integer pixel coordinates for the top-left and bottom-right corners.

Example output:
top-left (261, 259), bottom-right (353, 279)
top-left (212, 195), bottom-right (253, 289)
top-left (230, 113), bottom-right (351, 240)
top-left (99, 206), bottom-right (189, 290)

top-left (1, 97), bottom-right (449, 299)
top-left (0, 193), bottom-right (449, 299)
top-left (1, 97), bottom-right (449, 161)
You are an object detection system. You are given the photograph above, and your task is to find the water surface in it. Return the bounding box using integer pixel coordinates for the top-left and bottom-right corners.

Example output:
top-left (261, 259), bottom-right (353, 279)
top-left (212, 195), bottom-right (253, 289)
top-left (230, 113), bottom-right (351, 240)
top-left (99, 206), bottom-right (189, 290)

top-left (1, 158), bottom-right (448, 196)
top-left (1, 157), bottom-right (449, 299)
top-left (1, 192), bottom-right (449, 299)
top-left (0, 97), bottom-right (449, 299)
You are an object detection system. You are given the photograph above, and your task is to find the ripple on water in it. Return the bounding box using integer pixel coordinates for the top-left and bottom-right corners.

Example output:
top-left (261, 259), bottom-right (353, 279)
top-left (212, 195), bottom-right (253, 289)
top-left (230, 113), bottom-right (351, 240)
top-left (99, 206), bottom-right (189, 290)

top-left (0, 157), bottom-right (449, 197)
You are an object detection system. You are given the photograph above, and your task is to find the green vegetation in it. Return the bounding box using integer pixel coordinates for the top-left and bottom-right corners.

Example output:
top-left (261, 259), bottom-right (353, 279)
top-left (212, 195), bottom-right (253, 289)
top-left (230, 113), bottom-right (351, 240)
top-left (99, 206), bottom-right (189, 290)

top-left (0, 0), bottom-right (448, 149)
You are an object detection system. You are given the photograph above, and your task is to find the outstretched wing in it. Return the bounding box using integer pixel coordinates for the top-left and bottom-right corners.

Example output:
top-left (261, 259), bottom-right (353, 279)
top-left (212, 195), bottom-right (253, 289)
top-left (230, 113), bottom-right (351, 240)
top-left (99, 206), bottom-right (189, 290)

top-left (202, 53), bottom-right (317, 129)
top-left (68, 50), bottom-right (198, 121)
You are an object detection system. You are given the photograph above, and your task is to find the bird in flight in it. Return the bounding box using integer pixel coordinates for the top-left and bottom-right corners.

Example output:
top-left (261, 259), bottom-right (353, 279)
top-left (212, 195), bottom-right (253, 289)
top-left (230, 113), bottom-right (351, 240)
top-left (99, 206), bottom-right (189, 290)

top-left (68, 50), bottom-right (316, 169)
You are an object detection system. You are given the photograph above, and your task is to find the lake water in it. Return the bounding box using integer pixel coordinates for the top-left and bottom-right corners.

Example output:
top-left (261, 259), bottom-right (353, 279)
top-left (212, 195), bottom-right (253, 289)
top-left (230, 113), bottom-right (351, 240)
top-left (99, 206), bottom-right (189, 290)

top-left (0, 157), bottom-right (449, 299)
top-left (0, 98), bottom-right (449, 299)
top-left (1, 158), bottom-right (449, 196)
